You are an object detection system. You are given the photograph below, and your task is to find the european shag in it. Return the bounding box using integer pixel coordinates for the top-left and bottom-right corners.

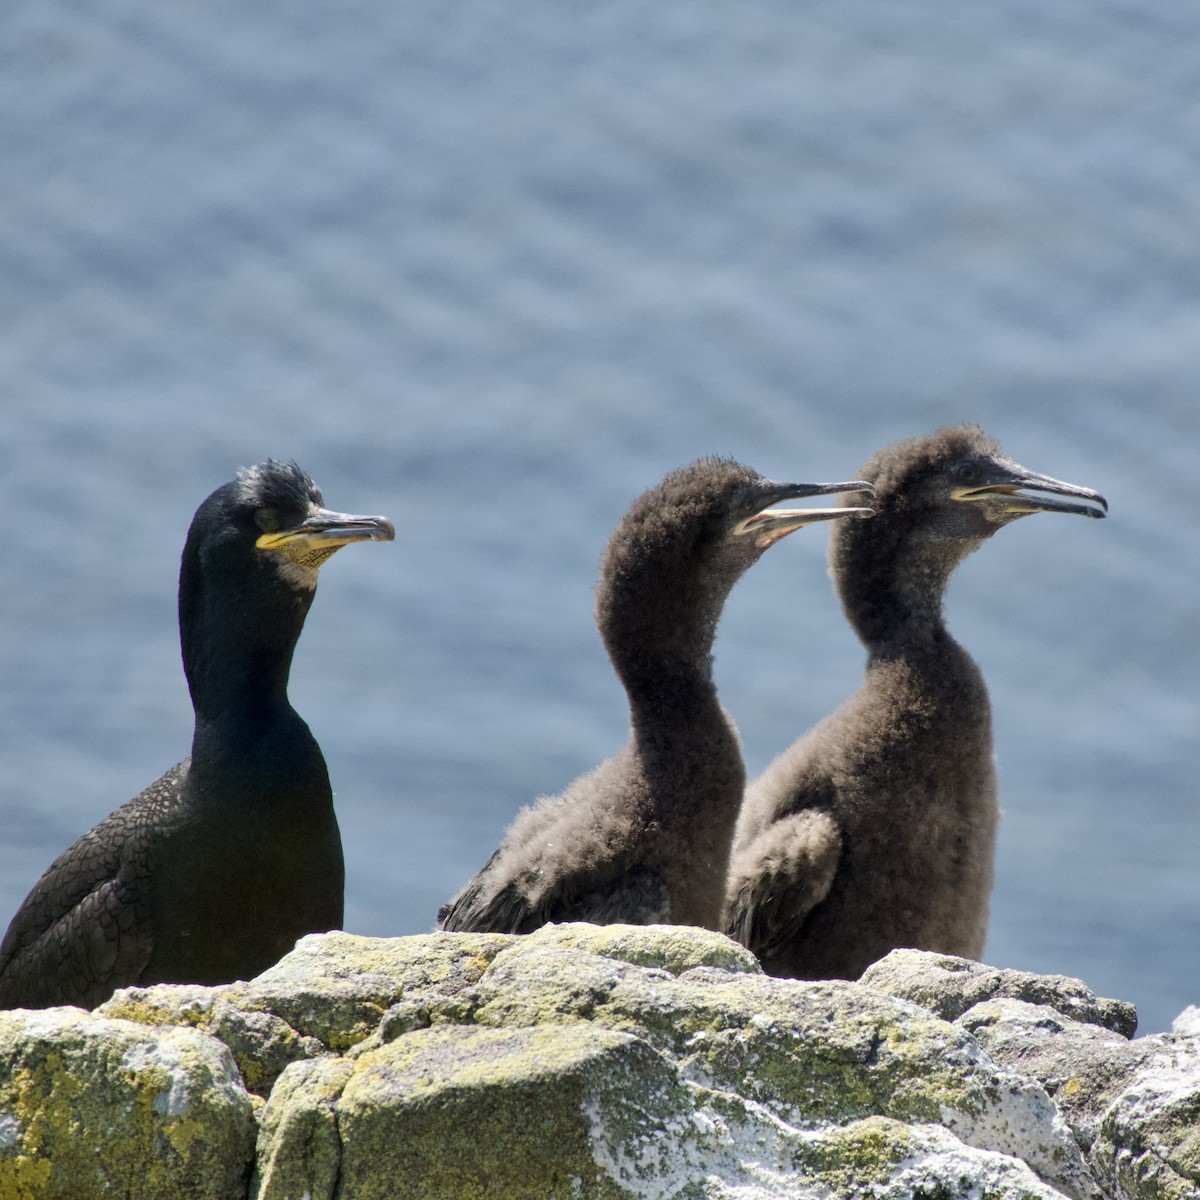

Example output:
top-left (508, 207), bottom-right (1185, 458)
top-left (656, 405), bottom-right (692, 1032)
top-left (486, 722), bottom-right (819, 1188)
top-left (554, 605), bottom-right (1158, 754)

top-left (0, 460), bottom-right (394, 1009)
top-left (725, 426), bottom-right (1106, 979)
top-left (438, 458), bottom-right (874, 934)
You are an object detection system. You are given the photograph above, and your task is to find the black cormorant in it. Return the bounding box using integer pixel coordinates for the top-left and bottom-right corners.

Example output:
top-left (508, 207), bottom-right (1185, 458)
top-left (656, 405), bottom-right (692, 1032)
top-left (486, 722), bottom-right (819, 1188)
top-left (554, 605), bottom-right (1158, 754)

top-left (438, 458), bottom-right (874, 934)
top-left (724, 426), bottom-right (1106, 978)
top-left (0, 460), bottom-right (394, 1009)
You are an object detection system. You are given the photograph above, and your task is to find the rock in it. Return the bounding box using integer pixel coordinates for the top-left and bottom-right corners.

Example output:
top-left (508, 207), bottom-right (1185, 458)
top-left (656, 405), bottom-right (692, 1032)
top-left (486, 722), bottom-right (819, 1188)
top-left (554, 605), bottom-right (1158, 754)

top-left (254, 1023), bottom-right (691, 1200)
top-left (1171, 1007), bottom-right (1200, 1039)
top-left (788, 1117), bottom-right (1078, 1200)
top-left (956, 998), bottom-right (1158, 1152)
top-left (468, 927), bottom-right (1096, 1197)
top-left (249, 924), bottom-right (1097, 1200)
top-left (254, 1039), bottom-right (1072, 1200)
top-left (101, 929), bottom-right (516, 1096)
top-left (5, 925), bottom-right (1189, 1199)
top-left (235, 929), bottom-right (514, 1050)
top-left (859, 949), bottom-right (1138, 1037)
top-left (251, 1056), bottom-right (356, 1200)
top-left (1089, 1032), bottom-right (1200, 1200)
top-left (509, 920), bottom-right (762, 976)
top-left (0, 1005), bottom-right (255, 1200)
top-left (100, 982), bottom-right (326, 1097)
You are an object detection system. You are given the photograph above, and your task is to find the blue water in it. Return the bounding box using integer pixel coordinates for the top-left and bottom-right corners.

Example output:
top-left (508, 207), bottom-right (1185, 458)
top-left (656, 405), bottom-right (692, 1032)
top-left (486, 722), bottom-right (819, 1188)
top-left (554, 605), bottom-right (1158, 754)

top-left (2, 1), bottom-right (1196, 1034)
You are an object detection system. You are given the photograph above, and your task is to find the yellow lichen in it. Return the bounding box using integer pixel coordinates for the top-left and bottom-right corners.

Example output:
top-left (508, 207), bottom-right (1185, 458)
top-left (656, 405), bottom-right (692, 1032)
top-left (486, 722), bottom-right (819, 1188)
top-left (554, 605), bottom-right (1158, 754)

top-left (0, 1154), bottom-right (53, 1200)
top-left (0, 1011), bottom-right (254, 1200)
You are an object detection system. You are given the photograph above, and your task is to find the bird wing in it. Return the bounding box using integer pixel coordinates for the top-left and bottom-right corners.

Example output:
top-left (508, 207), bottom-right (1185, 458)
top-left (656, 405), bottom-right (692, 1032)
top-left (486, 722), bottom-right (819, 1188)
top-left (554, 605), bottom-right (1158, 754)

top-left (0, 767), bottom-right (184, 1009)
top-left (439, 862), bottom-right (666, 934)
top-left (437, 872), bottom-right (544, 935)
top-left (562, 866), bottom-right (667, 926)
top-left (438, 749), bottom-right (672, 934)
top-left (437, 794), bottom-right (670, 937)
top-left (723, 808), bottom-right (843, 962)
top-left (436, 847), bottom-right (522, 933)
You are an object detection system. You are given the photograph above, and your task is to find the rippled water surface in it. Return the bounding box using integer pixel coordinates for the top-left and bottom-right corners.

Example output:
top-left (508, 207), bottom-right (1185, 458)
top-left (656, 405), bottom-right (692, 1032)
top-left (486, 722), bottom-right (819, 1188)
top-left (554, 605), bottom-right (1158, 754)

top-left (2, 1), bottom-right (1197, 1033)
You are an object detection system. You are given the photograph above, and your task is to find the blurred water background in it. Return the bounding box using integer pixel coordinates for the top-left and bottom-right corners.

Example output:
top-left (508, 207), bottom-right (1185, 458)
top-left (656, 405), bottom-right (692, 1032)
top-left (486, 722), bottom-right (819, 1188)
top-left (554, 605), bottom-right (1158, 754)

top-left (1, 0), bottom-right (1196, 1033)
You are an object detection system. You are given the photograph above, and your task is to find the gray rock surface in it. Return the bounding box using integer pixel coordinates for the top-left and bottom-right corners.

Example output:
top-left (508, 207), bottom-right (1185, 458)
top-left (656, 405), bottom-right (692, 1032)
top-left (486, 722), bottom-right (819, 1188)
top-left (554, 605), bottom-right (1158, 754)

top-left (860, 949), bottom-right (1138, 1036)
top-left (1089, 1024), bottom-right (1200, 1200)
top-left (1171, 1007), bottom-right (1200, 1039)
top-left (957, 998), bottom-right (1157, 1152)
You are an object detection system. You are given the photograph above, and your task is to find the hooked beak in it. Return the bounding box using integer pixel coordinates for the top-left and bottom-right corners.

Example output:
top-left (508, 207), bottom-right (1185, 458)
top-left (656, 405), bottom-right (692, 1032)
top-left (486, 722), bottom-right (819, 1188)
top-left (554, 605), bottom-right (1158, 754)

top-left (734, 480), bottom-right (876, 548)
top-left (952, 465), bottom-right (1107, 520)
top-left (257, 508), bottom-right (396, 565)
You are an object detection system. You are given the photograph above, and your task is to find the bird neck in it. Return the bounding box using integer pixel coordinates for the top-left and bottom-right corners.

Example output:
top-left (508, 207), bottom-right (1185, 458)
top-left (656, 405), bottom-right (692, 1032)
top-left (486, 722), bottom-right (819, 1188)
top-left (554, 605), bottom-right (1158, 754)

top-left (620, 656), bottom-right (721, 731)
top-left (834, 525), bottom-right (978, 661)
top-left (600, 595), bottom-right (725, 712)
top-left (609, 628), bottom-right (741, 812)
top-left (180, 564), bottom-right (314, 734)
top-left (624, 659), bottom-right (742, 840)
top-left (597, 536), bottom-right (737, 681)
top-left (597, 558), bottom-right (732, 767)
top-left (594, 532), bottom-right (745, 789)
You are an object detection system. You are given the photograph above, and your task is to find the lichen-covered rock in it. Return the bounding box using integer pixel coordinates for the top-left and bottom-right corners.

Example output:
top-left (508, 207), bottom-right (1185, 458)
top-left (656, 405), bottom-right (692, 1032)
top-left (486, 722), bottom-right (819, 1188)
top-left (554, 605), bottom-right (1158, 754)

top-left (254, 1022), bottom-right (692, 1200)
top-left (860, 950), bottom-right (1138, 1037)
top-left (789, 1116), bottom-right (1074, 1200)
top-left (466, 929), bottom-right (1097, 1199)
top-left (100, 982), bottom-right (326, 1097)
top-left (255, 1022), bottom-right (1073, 1200)
top-left (4, 925), bottom-right (1184, 1199)
top-left (517, 921), bottom-right (763, 976)
top-left (252, 1056), bottom-right (356, 1200)
top-left (1089, 1032), bottom-right (1200, 1200)
top-left (957, 998), bottom-right (1158, 1152)
top-left (98, 929), bottom-right (516, 1083)
top-left (237, 930), bottom-right (513, 1051)
top-left (0, 1006), bottom-right (255, 1200)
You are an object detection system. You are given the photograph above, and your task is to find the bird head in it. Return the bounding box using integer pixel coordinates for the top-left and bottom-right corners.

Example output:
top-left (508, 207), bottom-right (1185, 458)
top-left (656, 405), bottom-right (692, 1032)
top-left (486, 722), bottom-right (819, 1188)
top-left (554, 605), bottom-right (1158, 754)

top-left (857, 425), bottom-right (1107, 544)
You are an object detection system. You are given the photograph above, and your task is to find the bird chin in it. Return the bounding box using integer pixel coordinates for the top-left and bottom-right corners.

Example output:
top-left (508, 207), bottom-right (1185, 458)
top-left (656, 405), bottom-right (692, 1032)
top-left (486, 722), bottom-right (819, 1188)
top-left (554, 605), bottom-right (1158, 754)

top-left (269, 555), bottom-right (320, 591)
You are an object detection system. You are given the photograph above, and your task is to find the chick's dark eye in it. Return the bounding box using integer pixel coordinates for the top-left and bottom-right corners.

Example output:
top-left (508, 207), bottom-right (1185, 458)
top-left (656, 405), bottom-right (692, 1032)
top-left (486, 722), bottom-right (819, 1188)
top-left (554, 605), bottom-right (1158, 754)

top-left (951, 462), bottom-right (978, 484)
top-left (255, 507), bottom-right (281, 533)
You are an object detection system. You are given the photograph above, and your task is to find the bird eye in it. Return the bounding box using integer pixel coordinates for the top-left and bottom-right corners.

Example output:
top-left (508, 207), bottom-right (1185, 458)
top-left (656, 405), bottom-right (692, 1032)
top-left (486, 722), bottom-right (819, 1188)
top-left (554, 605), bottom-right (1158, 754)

top-left (951, 462), bottom-right (979, 484)
top-left (255, 507), bottom-right (281, 533)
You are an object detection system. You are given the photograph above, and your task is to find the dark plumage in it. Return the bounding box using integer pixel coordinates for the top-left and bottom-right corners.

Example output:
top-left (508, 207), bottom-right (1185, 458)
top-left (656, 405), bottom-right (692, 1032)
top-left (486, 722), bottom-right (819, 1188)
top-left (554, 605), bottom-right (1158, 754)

top-left (438, 457), bottom-right (874, 934)
top-left (725, 426), bottom-right (1107, 978)
top-left (0, 460), bottom-right (394, 1009)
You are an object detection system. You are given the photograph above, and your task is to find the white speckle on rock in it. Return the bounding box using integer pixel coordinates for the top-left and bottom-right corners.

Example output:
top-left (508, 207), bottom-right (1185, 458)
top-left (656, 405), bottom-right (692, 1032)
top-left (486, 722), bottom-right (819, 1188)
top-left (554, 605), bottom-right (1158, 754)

top-left (0, 1113), bottom-right (19, 1150)
top-left (1108, 1038), bottom-right (1200, 1117)
top-left (1170, 1005), bottom-right (1200, 1038)
top-left (886, 1129), bottom-right (1072, 1200)
top-left (16, 1007), bottom-right (90, 1036)
top-left (937, 1061), bottom-right (1098, 1199)
top-left (584, 1082), bottom-right (1073, 1200)
top-left (122, 1042), bottom-right (192, 1116)
top-left (1090, 1034), bottom-right (1200, 1198)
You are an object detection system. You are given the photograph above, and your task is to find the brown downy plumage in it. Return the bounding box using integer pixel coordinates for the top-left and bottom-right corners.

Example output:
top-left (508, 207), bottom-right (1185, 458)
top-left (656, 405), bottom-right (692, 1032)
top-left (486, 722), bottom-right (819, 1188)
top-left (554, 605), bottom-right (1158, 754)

top-left (438, 457), bottom-right (873, 934)
top-left (726, 426), bottom-right (1107, 979)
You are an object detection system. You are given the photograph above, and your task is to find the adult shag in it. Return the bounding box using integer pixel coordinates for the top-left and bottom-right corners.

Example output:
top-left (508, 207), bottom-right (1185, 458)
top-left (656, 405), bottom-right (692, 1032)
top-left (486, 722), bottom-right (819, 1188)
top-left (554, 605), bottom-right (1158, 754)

top-left (725, 426), bottom-right (1106, 979)
top-left (0, 460), bottom-right (394, 1009)
top-left (438, 457), bottom-right (874, 934)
